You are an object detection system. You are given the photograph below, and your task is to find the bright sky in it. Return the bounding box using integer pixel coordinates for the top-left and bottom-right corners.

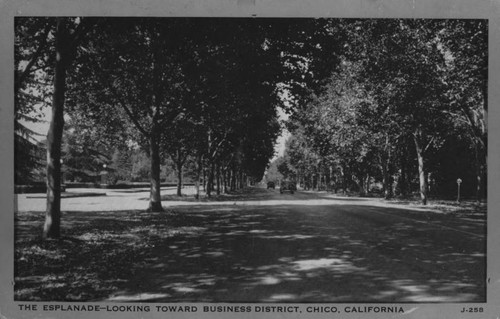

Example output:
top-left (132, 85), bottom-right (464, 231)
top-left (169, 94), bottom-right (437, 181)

top-left (273, 106), bottom-right (290, 161)
top-left (20, 106), bottom-right (51, 142)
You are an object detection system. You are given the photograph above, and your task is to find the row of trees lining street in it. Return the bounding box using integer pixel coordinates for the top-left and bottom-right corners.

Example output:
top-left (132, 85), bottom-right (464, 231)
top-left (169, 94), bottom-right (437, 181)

top-left (271, 19), bottom-right (487, 204)
top-left (15, 18), bottom-right (341, 238)
top-left (15, 18), bottom-right (487, 239)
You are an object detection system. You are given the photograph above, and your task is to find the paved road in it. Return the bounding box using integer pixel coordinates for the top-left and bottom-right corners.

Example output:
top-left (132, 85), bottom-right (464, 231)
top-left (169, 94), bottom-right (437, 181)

top-left (97, 187), bottom-right (485, 303)
top-left (16, 186), bottom-right (486, 302)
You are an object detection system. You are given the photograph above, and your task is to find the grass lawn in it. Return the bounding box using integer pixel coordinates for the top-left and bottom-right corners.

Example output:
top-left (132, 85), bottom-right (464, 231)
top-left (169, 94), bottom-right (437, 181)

top-left (15, 209), bottom-right (194, 301)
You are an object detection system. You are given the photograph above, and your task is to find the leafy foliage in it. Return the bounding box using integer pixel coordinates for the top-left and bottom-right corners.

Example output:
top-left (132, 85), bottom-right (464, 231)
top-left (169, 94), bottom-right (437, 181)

top-left (283, 19), bottom-right (487, 201)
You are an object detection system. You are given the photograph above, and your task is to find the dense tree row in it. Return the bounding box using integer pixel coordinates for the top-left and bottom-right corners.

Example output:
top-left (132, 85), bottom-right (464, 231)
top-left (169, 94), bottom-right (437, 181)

top-left (15, 18), bottom-right (341, 238)
top-left (274, 19), bottom-right (487, 204)
top-left (15, 18), bottom-right (487, 239)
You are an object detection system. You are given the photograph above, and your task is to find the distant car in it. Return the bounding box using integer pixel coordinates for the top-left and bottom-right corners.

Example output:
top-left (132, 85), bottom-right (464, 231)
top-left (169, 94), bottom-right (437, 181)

top-left (267, 181), bottom-right (275, 189)
top-left (280, 181), bottom-right (297, 194)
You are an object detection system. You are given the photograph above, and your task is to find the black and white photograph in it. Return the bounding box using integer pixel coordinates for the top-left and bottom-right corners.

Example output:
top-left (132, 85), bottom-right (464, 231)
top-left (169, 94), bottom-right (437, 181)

top-left (3, 1), bottom-right (500, 318)
top-left (13, 16), bottom-right (488, 303)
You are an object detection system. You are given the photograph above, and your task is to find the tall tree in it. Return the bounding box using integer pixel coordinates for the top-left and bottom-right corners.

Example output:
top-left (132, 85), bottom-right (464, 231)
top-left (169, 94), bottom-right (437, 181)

top-left (439, 20), bottom-right (488, 199)
top-left (43, 18), bottom-right (96, 238)
top-left (15, 17), bottom-right (99, 238)
top-left (282, 19), bottom-right (487, 203)
top-left (347, 19), bottom-right (457, 204)
top-left (72, 18), bottom-right (196, 211)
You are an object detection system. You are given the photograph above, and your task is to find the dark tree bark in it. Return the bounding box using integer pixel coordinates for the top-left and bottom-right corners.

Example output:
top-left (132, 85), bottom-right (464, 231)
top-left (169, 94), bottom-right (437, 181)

top-left (231, 168), bottom-right (236, 191)
top-left (355, 174), bottom-right (366, 196)
top-left (202, 167), bottom-right (206, 192)
top-left (176, 159), bottom-right (183, 197)
top-left (239, 170), bottom-right (244, 189)
top-left (474, 144), bottom-right (486, 201)
top-left (397, 154), bottom-right (409, 197)
top-left (326, 167), bottom-right (331, 191)
top-left (379, 134), bottom-right (394, 199)
top-left (222, 166), bottom-right (228, 194)
top-left (194, 154), bottom-right (202, 200)
top-left (381, 159), bottom-right (393, 199)
top-left (341, 165), bottom-right (348, 194)
top-left (216, 163), bottom-right (221, 195)
top-left (207, 163), bottom-right (214, 198)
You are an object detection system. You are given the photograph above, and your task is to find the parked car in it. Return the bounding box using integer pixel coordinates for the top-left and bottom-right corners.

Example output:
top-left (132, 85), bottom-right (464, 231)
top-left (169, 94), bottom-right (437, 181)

top-left (280, 181), bottom-right (297, 194)
top-left (267, 181), bottom-right (275, 189)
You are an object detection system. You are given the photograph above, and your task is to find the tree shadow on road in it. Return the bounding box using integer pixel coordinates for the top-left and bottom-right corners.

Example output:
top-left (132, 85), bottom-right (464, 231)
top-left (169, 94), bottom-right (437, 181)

top-left (107, 204), bottom-right (485, 303)
top-left (15, 200), bottom-right (486, 302)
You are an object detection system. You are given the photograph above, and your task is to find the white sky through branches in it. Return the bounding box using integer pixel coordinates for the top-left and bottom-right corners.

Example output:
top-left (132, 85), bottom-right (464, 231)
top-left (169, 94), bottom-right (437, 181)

top-left (24, 104), bottom-right (291, 161)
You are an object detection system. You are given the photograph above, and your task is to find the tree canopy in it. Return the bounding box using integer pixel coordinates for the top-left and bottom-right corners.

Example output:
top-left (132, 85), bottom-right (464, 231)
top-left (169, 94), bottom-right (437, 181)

top-left (282, 19), bottom-right (487, 202)
top-left (15, 17), bottom-right (487, 239)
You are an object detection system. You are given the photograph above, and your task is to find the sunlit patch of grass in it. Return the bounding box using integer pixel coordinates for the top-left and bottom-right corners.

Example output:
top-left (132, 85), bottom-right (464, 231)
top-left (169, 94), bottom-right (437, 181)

top-left (129, 225), bottom-right (206, 238)
top-left (386, 198), bottom-right (486, 216)
top-left (76, 231), bottom-right (129, 243)
top-left (19, 245), bottom-right (66, 261)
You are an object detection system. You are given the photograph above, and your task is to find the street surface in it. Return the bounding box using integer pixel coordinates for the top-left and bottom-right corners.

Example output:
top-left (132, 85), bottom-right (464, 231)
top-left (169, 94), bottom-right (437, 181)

top-left (16, 187), bottom-right (486, 302)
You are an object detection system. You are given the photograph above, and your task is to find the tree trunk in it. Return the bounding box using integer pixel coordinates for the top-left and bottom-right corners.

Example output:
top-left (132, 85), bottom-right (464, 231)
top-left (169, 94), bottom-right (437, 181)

top-left (326, 167), bottom-right (331, 191)
top-left (194, 154), bottom-right (202, 200)
top-left (365, 175), bottom-right (370, 194)
top-left (339, 166), bottom-right (345, 194)
top-left (381, 162), bottom-right (393, 200)
top-left (43, 20), bottom-right (70, 239)
top-left (474, 144), bottom-right (486, 201)
top-left (231, 168), bottom-right (236, 191)
top-left (223, 167), bottom-right (228, 194)
top-left (398, 154), bottom-right (408, 197)
top-left (176, 159), bottom-right (183, 197)
top-left (207, 163), bottom-right (214, 198)
top-left (216, 163), bottom-right (221, 195)
top-left (414, 134), bottom-right (428, 205)
top-left (380, 135), bottom-right (394, 199)
top-left (202, 168), bottom-right (206, 192)
top-left (195, 176), bottom-right (200, 199)
top-left (148, 132), bottom-right (163, 212)
top-left (239, 170), bottom-right (244, 189)
top-left (357, 175), bottom-right (365, 196)
top-left (386, 175), bottom-right (394, 199)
